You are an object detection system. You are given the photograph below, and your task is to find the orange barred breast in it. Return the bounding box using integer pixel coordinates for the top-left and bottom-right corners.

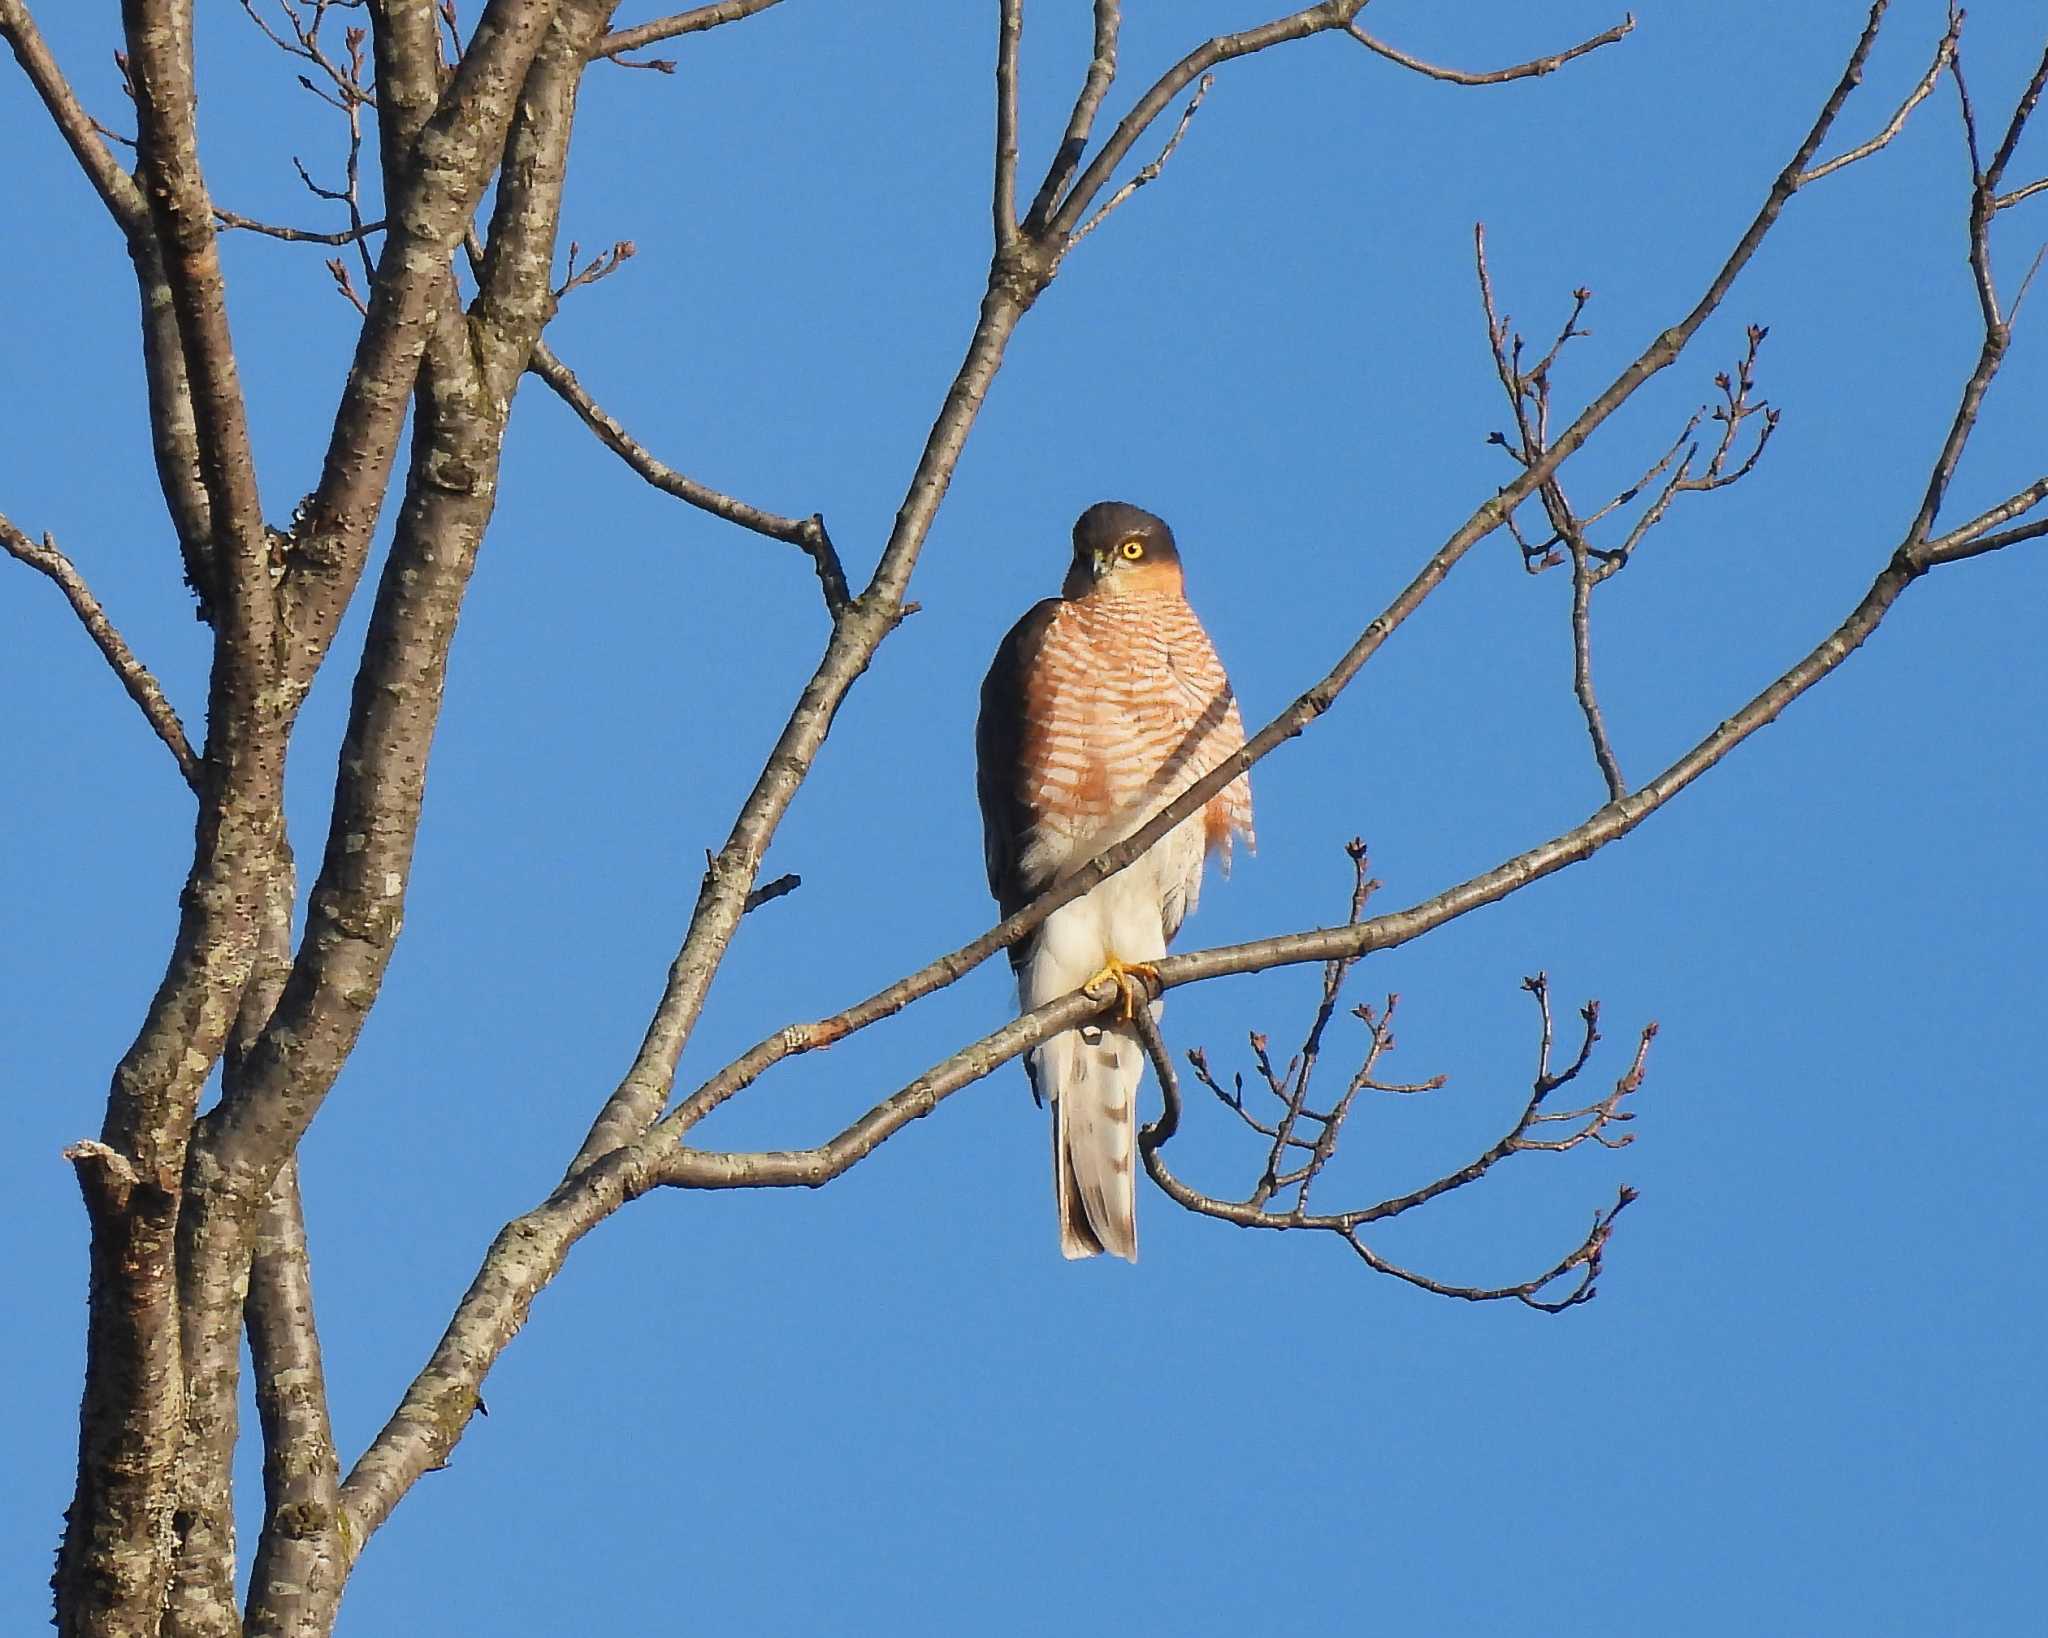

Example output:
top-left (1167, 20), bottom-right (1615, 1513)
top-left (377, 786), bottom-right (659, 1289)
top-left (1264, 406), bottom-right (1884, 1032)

top-left (1015, 586), bottom-right (1253, 861)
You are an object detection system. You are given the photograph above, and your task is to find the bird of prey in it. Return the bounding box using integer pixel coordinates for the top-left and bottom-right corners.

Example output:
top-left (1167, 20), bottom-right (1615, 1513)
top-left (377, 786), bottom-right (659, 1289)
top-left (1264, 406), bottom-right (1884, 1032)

top-left (976, 501), bottom-right (1253, 1260)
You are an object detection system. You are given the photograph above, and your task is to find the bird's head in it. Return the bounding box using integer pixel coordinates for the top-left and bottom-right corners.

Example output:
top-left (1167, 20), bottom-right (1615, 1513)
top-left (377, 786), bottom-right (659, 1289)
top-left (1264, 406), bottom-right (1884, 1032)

top-left (1064, 500), bottom-right (1182, 599)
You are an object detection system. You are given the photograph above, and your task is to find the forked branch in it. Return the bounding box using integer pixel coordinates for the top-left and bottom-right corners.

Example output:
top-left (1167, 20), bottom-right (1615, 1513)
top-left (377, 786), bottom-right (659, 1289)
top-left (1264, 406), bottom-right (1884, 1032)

top-left (1070, 71), bottom-right (1214, 247)
top-left (1140, 948), bottom-right (1650, 1311)
top-left (1797, 4), bottom-right (1960, 183)
top-left (1031, 1), bottom-right (1632, 248)
top-left (1477, 227), bottom-right (1783, 800)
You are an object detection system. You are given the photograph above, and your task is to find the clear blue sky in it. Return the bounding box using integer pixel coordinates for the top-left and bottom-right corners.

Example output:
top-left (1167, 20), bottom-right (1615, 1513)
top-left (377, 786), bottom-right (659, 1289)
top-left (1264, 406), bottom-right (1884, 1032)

top-left (6, 3), bottom-right (2045, 1633)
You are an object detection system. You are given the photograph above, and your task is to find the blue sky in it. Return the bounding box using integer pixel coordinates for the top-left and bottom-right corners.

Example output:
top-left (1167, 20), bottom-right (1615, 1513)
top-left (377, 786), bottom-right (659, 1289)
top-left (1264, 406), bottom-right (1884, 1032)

top-left (5, 3), bottom-right (2045, 1633)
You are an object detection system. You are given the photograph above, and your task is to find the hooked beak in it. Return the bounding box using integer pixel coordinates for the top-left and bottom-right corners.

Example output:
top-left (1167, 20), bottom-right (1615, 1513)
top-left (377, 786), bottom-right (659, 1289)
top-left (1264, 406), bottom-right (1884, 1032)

top-left (1087, 546), bottom-right (1114, 581)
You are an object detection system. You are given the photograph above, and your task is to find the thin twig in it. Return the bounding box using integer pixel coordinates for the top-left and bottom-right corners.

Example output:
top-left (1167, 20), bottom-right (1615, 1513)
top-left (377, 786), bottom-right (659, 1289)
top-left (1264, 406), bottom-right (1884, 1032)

top-left (1249, 842), bottom-right (1379, 1205)
top-left (1045, 1), bottom-right (1374, 243)
top-left (1139, 936), bottom-right (1652, 1305)
top-left (1345, 13), bottom-right (1635, 86)
top-left (526, 339), bottom-right (850, 614)
top-left (1579, 412), bottom-right (1700, 531)
top-left (1797, 8), bottom-right (1960, 183)
top-left (2010, 240), bottom-right (2048, 323)
top-left (1474, 229), bottom-right (1625, 793)
top-left (1924, 513), bottom-right (2048, 566)
top-left (742, 872), bottom-right (800, 914)
top-left (1914, 40), bottom-right (2048, 533)
top-left (553, 237), bottom-right (635, 300)
top-left (239, 1), bottom-right (382, 299)
top-left (324, 256), bottom-right (368, 314)
top-left (1344, 1189), bottom-right (1635, 1312)
top-left (1923, 475), bottom-right (2048, 559)
top-left (1189, 1048), bottom-right (1299, 1143)
top-left (1982, 38), bottom-right (2048, 197)
top-left (593, 0), bottom-right (786, 61)
top-left (2, 515), bottom-right (201, 790)
top-left (214, 206), bottom-right (385, 245)
top-left (1569, 537), bottom-right (1625, 799)
top-left (1478, 223), bottom-right (1787, 797)
top-left (1131, 1003), bottom-right (1182, 1154)
top-left (1071, 71), bottom-right (1214, 247)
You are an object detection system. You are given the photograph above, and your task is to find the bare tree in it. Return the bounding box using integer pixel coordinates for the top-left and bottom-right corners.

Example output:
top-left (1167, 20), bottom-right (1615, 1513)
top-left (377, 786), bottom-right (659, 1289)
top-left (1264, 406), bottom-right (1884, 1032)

top-left (3, 2), bottom-right (2042, 1634)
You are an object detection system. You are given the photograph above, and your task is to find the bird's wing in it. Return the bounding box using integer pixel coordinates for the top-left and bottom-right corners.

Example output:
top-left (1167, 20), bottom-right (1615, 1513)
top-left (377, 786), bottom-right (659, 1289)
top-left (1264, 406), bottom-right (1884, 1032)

top-left (975, 597), bottom-right (1063, 927)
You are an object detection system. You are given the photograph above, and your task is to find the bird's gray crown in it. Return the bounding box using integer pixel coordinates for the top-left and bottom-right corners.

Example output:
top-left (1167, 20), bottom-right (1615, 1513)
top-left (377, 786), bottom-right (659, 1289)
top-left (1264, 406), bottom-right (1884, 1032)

top-left (1073, 500), bottom-right (1179, 563)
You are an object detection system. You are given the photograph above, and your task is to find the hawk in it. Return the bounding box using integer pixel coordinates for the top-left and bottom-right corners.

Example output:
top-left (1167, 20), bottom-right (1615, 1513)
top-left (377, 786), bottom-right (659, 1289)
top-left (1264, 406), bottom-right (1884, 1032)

top-left (976, 501), bottom-right (1253, 1261)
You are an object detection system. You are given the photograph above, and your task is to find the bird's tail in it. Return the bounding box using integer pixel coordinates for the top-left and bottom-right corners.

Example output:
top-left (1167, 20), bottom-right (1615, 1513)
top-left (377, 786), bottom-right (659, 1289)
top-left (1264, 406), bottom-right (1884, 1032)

top-left (1045, 1022), bottom-right (1143, 1261)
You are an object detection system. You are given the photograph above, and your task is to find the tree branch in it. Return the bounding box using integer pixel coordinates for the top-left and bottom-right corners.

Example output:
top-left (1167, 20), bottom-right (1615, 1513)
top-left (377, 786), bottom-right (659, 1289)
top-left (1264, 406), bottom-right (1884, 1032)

top-left (666, 9), bottom-right (1911, 1144)
top-left (578, 0), bottom-right (1712, 1180)
top-left (208, 0), bottom-right (622, 1200)
top-left (1344, 11), bottom-right (1635, 87)
top-left (1996, 175), bottom-right (2048, 210)
top-left (123, 0), bottom-right (274, 613)
top-left (2, 516), bottom-right (200, 790)
top-left (1925, 512), bottom-right (2048, 566)
top-left (563, 273), bottom-right (1032, 1171)
top-left (1, 4), bottom-right (219, 604)
top-left (151, 16), bottom-right (622, 1627)
top-left (338, 1140), bottom-right (661, 1551)
top-left (743, 871), bottom-right (801, 914)
top-left (337, 0), bottom-right (2007, 1571)
top-left (1152, 550), bottom-right (2008, 999)
top-left (1567, 536), bottom-right (1625, 799)
top-left (994, 0), bottom-right (1021, 248)
top-left (165, 830), bottom-right (298, 1636)
top-left (1121, 865), bottom-right (1647, 1308)
top-left (280, 0), bottom-right (564, 704)
top-left (337, 436), bottom-right (2016, 1571)
top-left (1923, 475), bottom-right (2048, 559)
top-left (1045, 0), bottom-right (1371, 244)
top-left (0, 1), bottom-right (149, 232)
top-left (1023, 0), bottom-right (1119, 235)
top-left (368, 257), bottom-right (2043, 1541)
top-left (472, 9), bottom-right (605, 398)
top-left (1797, 7), bottom-right (1960, 183)
top-left (592, 0), bottom-right (783, 61)
top-left (527, 339), bottom-right (850, 613)
top-left (1912, 39), bottom-right (2048, 540)
top-left (242, 1159), bottom-right (344, 1638)
top-left (214, 205), bottom-right (389, 245)
top-left (1069, 70), bottom-right (1213, 248)
top-left (49, 5), bottom-right (320, 1599)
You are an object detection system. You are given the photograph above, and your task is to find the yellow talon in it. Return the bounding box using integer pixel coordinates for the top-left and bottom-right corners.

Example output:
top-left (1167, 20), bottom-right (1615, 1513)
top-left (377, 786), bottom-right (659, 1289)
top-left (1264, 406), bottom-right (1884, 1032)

top-left (1082, 957), bottom-right (1160, 1023)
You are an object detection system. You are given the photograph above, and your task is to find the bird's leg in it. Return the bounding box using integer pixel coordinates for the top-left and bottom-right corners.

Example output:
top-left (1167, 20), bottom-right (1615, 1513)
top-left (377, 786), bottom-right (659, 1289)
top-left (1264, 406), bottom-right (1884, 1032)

top-left (1081, 956), bottom-right (1161, 1024)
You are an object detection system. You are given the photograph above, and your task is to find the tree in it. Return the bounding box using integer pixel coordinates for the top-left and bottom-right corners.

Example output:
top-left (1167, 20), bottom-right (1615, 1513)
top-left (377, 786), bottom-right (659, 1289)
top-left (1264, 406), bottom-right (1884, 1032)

top-left (6, 2), bottom-right (2044, 1634)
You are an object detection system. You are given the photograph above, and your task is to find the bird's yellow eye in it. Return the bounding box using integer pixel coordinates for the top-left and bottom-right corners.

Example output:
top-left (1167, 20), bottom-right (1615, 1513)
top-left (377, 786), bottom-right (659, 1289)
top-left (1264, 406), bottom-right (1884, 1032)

top-left (1119, 538), bottom-right (1145, 560)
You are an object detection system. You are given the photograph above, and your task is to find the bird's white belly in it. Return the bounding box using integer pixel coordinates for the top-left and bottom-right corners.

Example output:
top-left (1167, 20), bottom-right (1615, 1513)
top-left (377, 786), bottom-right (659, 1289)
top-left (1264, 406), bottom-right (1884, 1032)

top-left (1019, 818), bottom-right (1202, 1012)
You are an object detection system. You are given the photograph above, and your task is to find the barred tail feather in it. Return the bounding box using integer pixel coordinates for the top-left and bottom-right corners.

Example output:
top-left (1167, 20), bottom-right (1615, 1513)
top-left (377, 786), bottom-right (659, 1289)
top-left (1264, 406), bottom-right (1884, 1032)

top-left (1046, 1024), bottom-right (1141, 1261)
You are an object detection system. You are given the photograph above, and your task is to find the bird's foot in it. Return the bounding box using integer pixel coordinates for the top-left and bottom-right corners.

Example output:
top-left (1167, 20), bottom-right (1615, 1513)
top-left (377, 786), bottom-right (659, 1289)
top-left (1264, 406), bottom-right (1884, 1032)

top-left (1081, 957), bottom-right (1160, 1023)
